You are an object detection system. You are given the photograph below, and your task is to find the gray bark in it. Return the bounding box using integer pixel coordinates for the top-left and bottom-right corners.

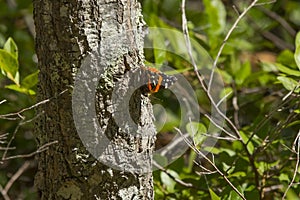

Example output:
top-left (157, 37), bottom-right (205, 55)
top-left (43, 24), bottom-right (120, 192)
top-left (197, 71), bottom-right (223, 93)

top-left (33, 0), bottom-right (156, 199)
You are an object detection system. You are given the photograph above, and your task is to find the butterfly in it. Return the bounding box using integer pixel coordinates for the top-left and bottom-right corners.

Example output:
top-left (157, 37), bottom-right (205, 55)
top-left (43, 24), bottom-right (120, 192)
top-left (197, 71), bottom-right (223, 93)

top-left (140, 67), bottom-right (177, 94)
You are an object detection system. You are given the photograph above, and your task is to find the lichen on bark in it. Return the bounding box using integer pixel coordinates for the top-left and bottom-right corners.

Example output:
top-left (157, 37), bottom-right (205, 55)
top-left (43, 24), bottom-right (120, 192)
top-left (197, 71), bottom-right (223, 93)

top-left (33, 0), bottom-right (156, 199)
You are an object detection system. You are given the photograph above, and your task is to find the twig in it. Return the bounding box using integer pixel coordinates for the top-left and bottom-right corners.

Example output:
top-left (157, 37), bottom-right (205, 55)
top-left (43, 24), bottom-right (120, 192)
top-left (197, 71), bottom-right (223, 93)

top-left (200, 133), bottom-right (237, 141)
top-left (0, 185), bottom-right (10, 200)
top-left (257, 6), bottom-right (296, 37)
top-left (181, 0), bottom-right (242, 140)
top-left (216, 90), bottom-right (232, 108)
top-left (0, 89), bottom-right (68, 120)
top-left (260, 28), bottom-right (294, 50)
top-left (153, 161), bottom-right (194, 188)
top-left (194, 160), bottom-right (217, 175)
top-left (2, 123), bottom-right (21, 160)
top-left (0, 99), bottom-right (7, 105)
top-left (254, 0), bottom-right (276, 6)
top-left (0, 161), bottom-right (30, 200)
top-left (2, 140), bottom-right (58, 161)
top-left (208, 0), bottom-right (261, 91)
top-left (1, 112), bottom-right (43, 160)
top-left (204, 114), bottom-right (238, 139)
top-left (0, 133), bottom-right (9, 144)
top-left (175, 128), bottom-right (246, 200)
top-left (282, 130), bottom-right (300, 199)
top-left (159, 133), bottom-right (189, 157)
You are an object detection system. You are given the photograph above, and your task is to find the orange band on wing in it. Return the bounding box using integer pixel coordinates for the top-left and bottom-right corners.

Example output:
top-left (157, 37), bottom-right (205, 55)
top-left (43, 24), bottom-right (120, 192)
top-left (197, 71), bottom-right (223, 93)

top-left (152, 74), bottom-right (163, 93)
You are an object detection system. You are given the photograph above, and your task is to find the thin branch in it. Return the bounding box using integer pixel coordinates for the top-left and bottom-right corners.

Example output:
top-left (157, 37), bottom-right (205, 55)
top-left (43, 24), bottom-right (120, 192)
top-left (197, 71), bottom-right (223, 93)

top-left (1, 112), bottom-right (43, 160)
top-left (257, 6), bottom-right (296, 37)
top-left (0, 99), bottom-right (7, 105)
top-left (181, 0), bottom-right (243, 140)
top-left (2, 123), bottom-right (20, 160)
top-left (0, 185), bottom-right (10, 200)
top-left (5, 161), bottom-right (30, 192)
top-left (175, 128), bottom-right (246, 200)
top-left (0, 161), bottom-right (30, 200)
top-left (200, 133), bottom-right (238, 141)
top-left (2, 140), bottom-right (58, 161)
top-left (153, 161), bottom-right (194, 188)
top-left (204, 114), bottom-right (238, 139)
top-left (194, 160), bottom-right (217, 175)
top-left (254, 0), bottom-right (276, 6)
top-left (0, 89), bottom-right (68, 120)
top-left (208, 0), bottom-right (261, 91)
top-left (216, 90), bottom-right (232, 108)
top-left (0, 133), bottom-right (9, 144)
top-left (282, 130), bottom-right (300, 199)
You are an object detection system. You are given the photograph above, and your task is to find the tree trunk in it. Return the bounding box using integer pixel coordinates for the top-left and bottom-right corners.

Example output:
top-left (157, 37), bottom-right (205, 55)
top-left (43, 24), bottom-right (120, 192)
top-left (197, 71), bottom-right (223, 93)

top-left (33, 0), bottom-right (156, 199)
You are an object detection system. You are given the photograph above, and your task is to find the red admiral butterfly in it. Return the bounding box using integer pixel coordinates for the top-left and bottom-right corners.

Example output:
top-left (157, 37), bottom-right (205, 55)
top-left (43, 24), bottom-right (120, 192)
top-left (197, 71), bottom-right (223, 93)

top-left (140, 67), bottom-right (177, 94)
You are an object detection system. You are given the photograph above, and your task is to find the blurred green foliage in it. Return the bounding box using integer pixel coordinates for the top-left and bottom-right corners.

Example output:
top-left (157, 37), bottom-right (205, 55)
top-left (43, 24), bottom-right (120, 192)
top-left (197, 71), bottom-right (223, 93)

top-left (141, 0), bottom-right (300, 199)
top-left (0, 0), bottom-right (37, 199)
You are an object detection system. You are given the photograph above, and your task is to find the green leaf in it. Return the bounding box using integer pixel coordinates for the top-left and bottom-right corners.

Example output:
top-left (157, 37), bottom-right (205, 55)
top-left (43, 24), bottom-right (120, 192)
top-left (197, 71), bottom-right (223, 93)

top-left (21, 70), bottom-right (39, 89)
top-left (277, 76), bottom-right (300, 93)
top-left (5, 84), bottom-right (36, 95)
top-left (235, 61), bottom-right (251, 85)
top-left (186, 122), bottom-right (207, 146)
top-left (295, 32), bottom-right (300, 70)
top-left (279, 173), bottom-right (290, 182)
top-left (220, 87), bottom-right (233, 100)
top-left (0, 49), bottom-right (19, 81)
top-left (203, 0), bottom-right (226, 36)
top-left (3, 37), bottom-right (18, 59)
top-left (209, 188), bottom-right (221, 200)
top-left (228, 190), bottom-right (244, 200)
top-left (240, 131), bottom-right (254, 154)
top-left (153, 154), bottom-right (168, 168)
top-left (160, 170), bottom-right (178, 192)
top-left (261, 62), bottom-right (278, 72)
top-left (228, 171), bottom-right (246, 178)
top-left (277, 50), bottom-right (297, 69)
top-left (260, 62), bottom-right (300, 76)
top-left (151, 29), bottom-right (166, 65)
top-left (276, 63), bottom-right (300, 77)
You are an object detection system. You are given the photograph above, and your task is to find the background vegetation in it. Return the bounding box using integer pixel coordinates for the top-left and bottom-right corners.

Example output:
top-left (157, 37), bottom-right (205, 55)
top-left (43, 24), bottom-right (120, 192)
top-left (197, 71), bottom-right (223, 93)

top-left (0, 0), bottom-right (299, 199)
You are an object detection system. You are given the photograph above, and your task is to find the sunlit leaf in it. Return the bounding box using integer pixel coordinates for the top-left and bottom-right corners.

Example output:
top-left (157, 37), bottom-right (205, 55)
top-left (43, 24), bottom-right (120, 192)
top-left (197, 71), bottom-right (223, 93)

top-left (186, 122), bottom-right (207, 146)
top-left (5, 84), bottom-right (36, 95)
top-left (276, 63), bottom-right (300, 77)
top-left (209, 188), bottom-right (221, 200)
top-left (203, 0), bottom-right (226, 36)
top-left (240, 131), bottom-right (254, 154)
top-left (3, 37), bottom-right (18, 59)
top-left (0, 49), bottom-right (19, 81)
top-left (277, 50), bottom-right (297, 69)
top-left (277, 76), bottom-right (300, 93)
top-left (295, 32), bottom-right (300, 70)
top-left (160, 170), bottom-right (178, 192)
top-left (235, 61), bottom-right (251, 85)
top-left (21, 70), bottom-right (39, 89)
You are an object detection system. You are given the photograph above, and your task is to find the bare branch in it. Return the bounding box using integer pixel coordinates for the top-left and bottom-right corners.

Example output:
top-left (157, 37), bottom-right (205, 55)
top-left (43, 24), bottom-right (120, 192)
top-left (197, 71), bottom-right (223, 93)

top-left (0, 99), bottom-right (7, 105)
top-left (2, 140), bottom-right (58, 161)
top-left (208, 0), bottom-right (261, 91)
top-left (204, 114), bottom-right (238, 139)
top-left (2, 123), bottom-right (21, 160)
top-left (175, 127), bottom-right (246, 200)
top-left (0, 161), bottom-right (30, 200)
top-left (153, 161), bottom-right (194, 188)
top-left (0, 89), bottom-right (68, 120)
top-left (282, 130), bottom-right (300, 199)
top-left (181, 0), bottom-right (243, 140)
top-left (257, 6), bottom-right (296, 36)
top-left (0, 184), bottom-right (10, 200)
